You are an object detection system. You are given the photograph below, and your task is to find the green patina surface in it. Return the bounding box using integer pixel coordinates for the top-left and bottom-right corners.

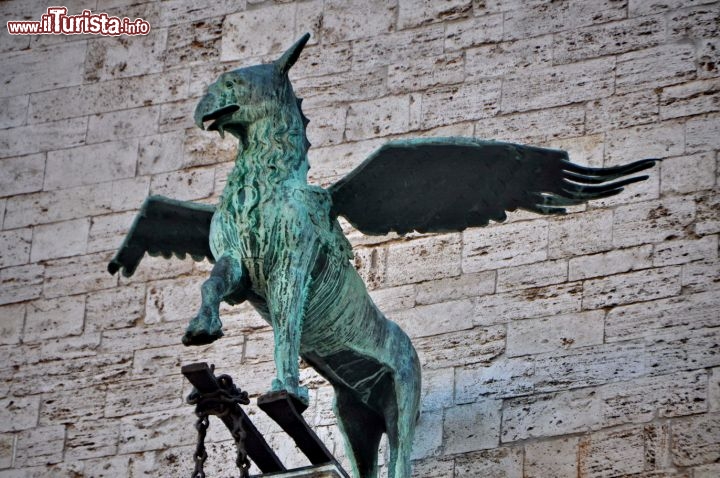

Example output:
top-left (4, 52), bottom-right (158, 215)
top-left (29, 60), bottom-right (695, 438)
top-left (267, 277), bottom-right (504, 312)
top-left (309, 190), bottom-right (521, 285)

top-left (110, 33), bottom-right (658, 478)
top-left (188, 35), bottom-right (421, 478)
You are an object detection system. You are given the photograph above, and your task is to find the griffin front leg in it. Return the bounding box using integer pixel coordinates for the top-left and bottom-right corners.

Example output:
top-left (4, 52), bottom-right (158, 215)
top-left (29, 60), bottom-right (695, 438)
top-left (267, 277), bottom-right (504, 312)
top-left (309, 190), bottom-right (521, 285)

top-left (183, 255), bottom-right (244, 346)
top-left (267, 266), bottom-right (311, 406)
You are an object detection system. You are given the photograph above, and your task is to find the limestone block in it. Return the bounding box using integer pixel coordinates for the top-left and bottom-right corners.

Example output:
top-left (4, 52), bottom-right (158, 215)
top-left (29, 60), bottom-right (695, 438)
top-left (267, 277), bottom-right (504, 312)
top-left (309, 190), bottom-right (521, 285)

top-left (0, 264), bottom-right (43, 305)
top-left (606, 121), bottom-right (685, 166)
top-left (398, 0), bottom-right (471, 29)
top-left (415, 271), bottom-right (495, 306)
top-left (613, 197), bottom-right (696, 248)
top-left (682, 258), bottom-right (720, 293)
top-left (291, 41), bottom-right (352, 80)
top-left (43, 252), bottom-right (117, 299)
top-left (456, 359), bottom-right (534, 402)
top-left (413, 325), bottom-right (505, 370)
top-left (385, 234), bottom-right (461, 286)
top-left (496, 259), bottom-right (567, 293)
top-left (585, 90), bottom-right (659, 134)
top-left (305, 106), bottom-right (347, 147)
top-left (0, 117), bottom-right (86, 159)
top-left (346, 95), bottom-right (411, 141)
top-left (421, 78), bottom-right (501, 128)
top-left (648, 322), bottom-right (720, 375)
top-left (320, 1), bottom-right (396, 42)
top-left (453, 447), bottom-right (523, 477)
top-left (501, 58), bottom-right (614, 113)
top-left (501, 388), bottom-right (599, 441)
top-left (524, 437), bottom-right (579, 478)
top-left (28, 70), bottom-right (188, 124)
top-left (221, 3), bottom-right (291, 61)
top-left (686, 114), bottom-right (720, 153)
top-left (87, 211), bottom-right (136, 254)
top-left (145, 275), bottom-right (204, 324)
top-left (0, 396), bottom-right (39, 432)
top-left (294, 67), bottom-right (389, 110)
top-left (410, 456), bottom-right (454, 478)
top-left (420, 368), bottom-right (453, 412)
top-left (105, 376), bottom-right (184, 418)
top-left (110, 176), bottom-right (151, 214)
top-left (503, 0), bottom-right (625, 40)
top-left (660, 78), bottom-right (720, 120)
top-left (81, 455), bottom-right (130, 477)
top-left (0, 303), bottom-right (24, 345)
top-left (155, 0), bottom-right (243, 28)
top-left (533, 342), bottom-right (647, 393)
top-left (582, 266), bottom-right (681, 309)
top-left (353, 246), bottom-right (387, 291)
top-left (100, 322), bottom-right (188, 355)
top-left (39, 385), bottom-right (106, 425)
top-left (24, 295), bottom-right (85, 342)
top-left (569, 245), bottom-right (653, 281)
top-left (476, 105), bottom-right (585, 144)
top-left (149, 166), bottom-right (215, 201)
top-left (85, 30), bottom-right (167, 82)
top-left (667, 4), bottom-right (720, 39)
top-left (0, 433), bottom-right (13, 469)
top-left (388, 53), bottom-right (464, 94)
top-left (87, 106), bottom-right (161, 145)
top-left (10, 353), bottom-right (130, 396)
top-left (506, 310), bottom-right (604, 357)
top-left (390, 298), bottom-right (474, 339)
top-left (0, 228), bottom-right (32, 268)
top-left (0, 42), bottom-right (85, 97)
top-left (411, 410), bottom-right (442, 460)
top-left (466, 35), bottom-right (552, 79)
top-left (661, 152), bottom-right (716, 194)
top-left (463, 220), bottom-right (548, 273)
top-left (14, 424), bottom-right (65, 467)
top-left (85, 285), bottom-right (143, 334)
top-left (165, 17), bottom-right (223, 69)
top-left (30, 218), bottom-right (90, 262)
top-left (0, 153), bottom-right (45, 198)
top-left (443, 399), bottom-right (502, 454)
top-left (695, 464), bottom-right (720, 478)
top-left (182, 128), bottom-right (237, 169)
top-left (578, 427), bottom-right (645, 478)
top-left (369, 285), bottom-right (415, 313)
top-left (653, 235), bottom-right (717, 267)
top-left (119, 408), bottom-right (195, 454)
top-left (554, 15), bottom-right (666, 64)
top-left (119, 254), bottom-right (195, 285)
top-left (671, 413), bottom-right (720, 466)
top-left (444, 13), bottom-right (502, 51)
top-left (616, 44), bottom-right (696, 95)
top-left (475, 282), bottom-right (583, 325)
top-left (697, 39), bottom-right (720, 79)
top-left (602, 370), bottom-right (708, 426)
top-left (0, 95), bottom-right (28, 129)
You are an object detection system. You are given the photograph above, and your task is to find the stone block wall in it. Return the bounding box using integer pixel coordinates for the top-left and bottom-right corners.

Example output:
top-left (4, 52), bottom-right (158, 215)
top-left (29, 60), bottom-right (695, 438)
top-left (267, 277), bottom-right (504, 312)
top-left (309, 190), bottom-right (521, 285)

top-left (0, 0), bottom-right (718, 477)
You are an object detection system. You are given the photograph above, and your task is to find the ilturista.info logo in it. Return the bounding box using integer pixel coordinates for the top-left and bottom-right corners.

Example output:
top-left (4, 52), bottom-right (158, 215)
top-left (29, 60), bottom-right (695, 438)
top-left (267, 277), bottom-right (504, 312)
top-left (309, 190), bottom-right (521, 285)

top-left (7, 6), bottom-right (151, 36)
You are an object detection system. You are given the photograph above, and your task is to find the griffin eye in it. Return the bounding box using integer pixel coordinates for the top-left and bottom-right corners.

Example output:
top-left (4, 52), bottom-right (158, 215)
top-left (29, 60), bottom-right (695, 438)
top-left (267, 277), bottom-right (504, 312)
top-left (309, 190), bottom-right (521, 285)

top-left (225, 81), bottom-right (233, 89)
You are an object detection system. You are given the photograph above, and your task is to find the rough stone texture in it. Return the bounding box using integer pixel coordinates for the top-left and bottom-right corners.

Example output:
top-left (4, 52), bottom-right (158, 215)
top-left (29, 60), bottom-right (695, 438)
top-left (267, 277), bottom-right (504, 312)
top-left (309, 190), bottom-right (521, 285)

top-left (0, 1), bottom-right (718, 477)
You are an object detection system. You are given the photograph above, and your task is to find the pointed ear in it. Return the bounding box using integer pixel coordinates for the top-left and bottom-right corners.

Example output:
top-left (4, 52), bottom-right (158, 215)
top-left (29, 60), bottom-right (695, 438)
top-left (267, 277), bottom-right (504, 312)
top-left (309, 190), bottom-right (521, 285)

top-left (275, 33), bottom-right (311, 75)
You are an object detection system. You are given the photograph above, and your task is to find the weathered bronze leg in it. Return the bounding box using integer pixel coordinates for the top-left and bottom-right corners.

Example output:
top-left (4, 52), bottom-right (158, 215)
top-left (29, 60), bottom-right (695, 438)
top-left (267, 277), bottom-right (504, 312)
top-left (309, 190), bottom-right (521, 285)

top-left (267, 264), bottom-right (311, 405)
top-left (334, 387), bottom-right (384, 478)
top-left (183, 255), bottom-right (243, 346)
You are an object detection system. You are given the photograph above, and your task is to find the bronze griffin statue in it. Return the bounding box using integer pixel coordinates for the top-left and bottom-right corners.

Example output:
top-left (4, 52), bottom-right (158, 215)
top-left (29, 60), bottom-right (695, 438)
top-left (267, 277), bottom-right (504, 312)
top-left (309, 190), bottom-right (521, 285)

top-left (109, 34), bottom-right (658, 478)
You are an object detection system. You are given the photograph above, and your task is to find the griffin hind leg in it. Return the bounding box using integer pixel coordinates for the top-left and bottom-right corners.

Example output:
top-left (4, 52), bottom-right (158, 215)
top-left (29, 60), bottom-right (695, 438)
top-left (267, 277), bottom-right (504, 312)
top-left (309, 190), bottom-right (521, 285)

top-left (182, 254), bottom-right (244, 346)
top-left (334, 387), bottom-right (384, 478)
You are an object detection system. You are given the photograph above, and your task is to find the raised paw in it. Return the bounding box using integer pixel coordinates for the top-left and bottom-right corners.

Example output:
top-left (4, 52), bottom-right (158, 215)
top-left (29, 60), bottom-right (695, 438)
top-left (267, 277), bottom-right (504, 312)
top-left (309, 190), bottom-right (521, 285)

top-left (182, 312), bottom-right (223, 346)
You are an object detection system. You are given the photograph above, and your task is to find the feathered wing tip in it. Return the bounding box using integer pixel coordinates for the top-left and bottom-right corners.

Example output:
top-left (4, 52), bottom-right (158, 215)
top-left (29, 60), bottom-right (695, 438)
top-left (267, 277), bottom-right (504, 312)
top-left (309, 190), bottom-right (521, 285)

top-left (296, 97), bottom-right (312, 152)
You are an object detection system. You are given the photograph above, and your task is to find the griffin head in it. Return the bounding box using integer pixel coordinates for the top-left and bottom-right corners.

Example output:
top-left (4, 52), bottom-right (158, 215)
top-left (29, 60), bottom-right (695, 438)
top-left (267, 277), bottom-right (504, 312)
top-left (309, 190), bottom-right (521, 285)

top-left (193, 33), bottom-right (311, 139)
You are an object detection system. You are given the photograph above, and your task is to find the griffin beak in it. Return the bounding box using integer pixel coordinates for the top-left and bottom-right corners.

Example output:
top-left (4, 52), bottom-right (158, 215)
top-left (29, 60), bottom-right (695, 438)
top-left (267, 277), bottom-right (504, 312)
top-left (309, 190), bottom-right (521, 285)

top-left (193, 92), bottom-right (240, 137)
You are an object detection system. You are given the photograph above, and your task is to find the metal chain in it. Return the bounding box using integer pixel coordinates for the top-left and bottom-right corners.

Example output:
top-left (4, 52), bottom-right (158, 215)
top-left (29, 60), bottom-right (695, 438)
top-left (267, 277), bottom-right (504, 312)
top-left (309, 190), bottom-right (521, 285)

top-left (192, 412), bottom-right (210, 478)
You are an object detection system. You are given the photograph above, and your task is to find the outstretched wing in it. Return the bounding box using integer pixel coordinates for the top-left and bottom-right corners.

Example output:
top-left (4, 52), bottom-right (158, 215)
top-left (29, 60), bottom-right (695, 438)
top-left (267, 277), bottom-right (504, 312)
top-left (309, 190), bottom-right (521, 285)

top-left (108, 195), bottom-right (215, 277)
top-left (329, 137), bottom-right (658, 235)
